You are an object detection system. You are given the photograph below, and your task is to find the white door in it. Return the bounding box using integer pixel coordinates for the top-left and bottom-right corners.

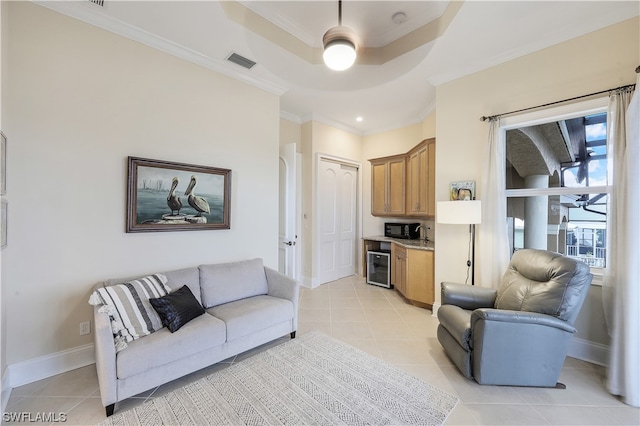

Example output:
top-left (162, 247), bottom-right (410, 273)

top-left (278, 143), bottom-right (297, 278)
top-left (318, 160), bottom-right (357, 284)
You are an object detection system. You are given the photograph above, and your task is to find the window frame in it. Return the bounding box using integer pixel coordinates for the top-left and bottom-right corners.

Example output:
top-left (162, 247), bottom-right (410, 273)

top-left (500, 96), bottom-right (609, 285)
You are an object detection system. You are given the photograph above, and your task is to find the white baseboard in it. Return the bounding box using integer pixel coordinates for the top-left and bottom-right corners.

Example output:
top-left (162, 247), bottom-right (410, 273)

top-left (568, 337), bottom-right (609, 366)
top-left (2, 368), bottom-right (12, 413)
top-left (431, 303), bottom-right (441, 317)
top-left (7, 344), bottom-right (95, 389)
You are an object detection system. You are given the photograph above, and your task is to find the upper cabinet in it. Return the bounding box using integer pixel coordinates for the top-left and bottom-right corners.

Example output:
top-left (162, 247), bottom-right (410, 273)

top-left (369, 138), bottom-right (435, 218)
top-left (370, 155), bottom-right (405, 216)
top-left (406, 138), bottom-right (435, 217)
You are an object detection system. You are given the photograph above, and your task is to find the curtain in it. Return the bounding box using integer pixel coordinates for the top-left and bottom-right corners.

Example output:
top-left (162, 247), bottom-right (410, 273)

top-left (477, 118), bottom-right (511, 288)
top-left (604, 76), bottom-right (639, 407)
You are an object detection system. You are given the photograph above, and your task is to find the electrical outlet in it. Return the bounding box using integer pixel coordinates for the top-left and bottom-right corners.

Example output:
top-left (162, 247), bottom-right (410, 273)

top-left (80, 321), bottom-right (91, 336)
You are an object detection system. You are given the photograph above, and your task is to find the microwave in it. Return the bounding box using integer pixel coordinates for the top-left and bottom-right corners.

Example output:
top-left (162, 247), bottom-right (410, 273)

top-left (384, 222), bottom-right (420, 240)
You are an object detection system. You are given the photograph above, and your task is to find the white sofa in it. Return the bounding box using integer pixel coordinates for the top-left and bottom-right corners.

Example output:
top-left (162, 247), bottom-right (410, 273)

top-left (91, 258), bottom-right (299, 416)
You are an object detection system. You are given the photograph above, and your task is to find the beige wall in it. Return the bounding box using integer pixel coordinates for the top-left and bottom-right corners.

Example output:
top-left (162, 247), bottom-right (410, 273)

top-left (2, 3), bottom-right (280, 364)
top-left (435, 17), bottom-right (639, 348)
top-left (279, 118), bottom-right (301, 149)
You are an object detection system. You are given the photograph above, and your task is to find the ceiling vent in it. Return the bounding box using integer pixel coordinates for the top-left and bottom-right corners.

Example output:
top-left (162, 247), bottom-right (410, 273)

top-left (88, 0), bottom-right (105, 6)
top-left (226, 53), bottom-right (257, 70)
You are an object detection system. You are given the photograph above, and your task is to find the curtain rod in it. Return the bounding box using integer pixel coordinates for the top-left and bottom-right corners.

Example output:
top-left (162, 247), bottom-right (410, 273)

top-left (480, 67), bottom-right (639, 122)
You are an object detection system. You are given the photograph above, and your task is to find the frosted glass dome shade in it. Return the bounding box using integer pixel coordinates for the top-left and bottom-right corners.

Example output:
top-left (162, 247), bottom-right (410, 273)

top-left (322, 26), bottom-right (357, 71)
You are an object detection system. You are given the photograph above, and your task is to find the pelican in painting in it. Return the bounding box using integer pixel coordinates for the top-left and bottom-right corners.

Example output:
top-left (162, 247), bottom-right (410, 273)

top-left (185, 175), bottom-right (210, 216)
top-left (166, 177), bottom-right (182, 215)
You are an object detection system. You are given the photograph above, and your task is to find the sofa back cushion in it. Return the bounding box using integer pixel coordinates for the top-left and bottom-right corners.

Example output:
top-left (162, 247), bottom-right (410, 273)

top-left (495, 249), bottom-right (592, 324)
top-left (104, 267), bottom-right (202, 305)
top-left (199, 258), bottom-right (268, 308)
top-left (163, 267), bottom-right (202, 305)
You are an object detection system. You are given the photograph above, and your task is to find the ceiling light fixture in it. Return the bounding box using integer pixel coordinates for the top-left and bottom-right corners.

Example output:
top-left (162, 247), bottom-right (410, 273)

top-left (323, 1), bottom-right (358, 71)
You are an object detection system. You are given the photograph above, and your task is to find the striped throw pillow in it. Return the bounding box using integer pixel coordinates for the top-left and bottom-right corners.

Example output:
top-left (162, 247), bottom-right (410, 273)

top-left (93, 274), bottom-right (171, 350)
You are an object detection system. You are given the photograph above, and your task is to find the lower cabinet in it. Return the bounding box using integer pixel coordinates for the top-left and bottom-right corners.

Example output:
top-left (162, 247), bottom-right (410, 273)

top-left (391, 244), bottom-right (407, 295)
top-left (391, 243), bottom-right (434, 306)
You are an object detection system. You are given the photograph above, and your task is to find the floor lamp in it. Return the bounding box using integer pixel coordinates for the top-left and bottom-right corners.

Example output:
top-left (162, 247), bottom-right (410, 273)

top-left (437, 200), bottom-right (482, 285)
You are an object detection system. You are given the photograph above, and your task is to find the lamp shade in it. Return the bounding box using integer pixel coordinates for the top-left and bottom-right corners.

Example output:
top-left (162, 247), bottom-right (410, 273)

top-left (437, 200), bottom-right (482, 224)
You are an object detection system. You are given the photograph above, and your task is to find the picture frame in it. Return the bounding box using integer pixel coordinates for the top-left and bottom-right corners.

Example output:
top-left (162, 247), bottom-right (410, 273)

top-left (1, 200), bottom-right (7, 248)
top-left (1, 132), bottom-right (6, 195)
top-left (450, 180), bottom-right (476, 201)
top-left (127, 157), bottom-right (231, 233)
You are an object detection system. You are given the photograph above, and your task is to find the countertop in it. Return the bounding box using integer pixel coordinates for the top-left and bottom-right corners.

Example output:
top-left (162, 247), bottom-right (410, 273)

top-left (363, 235), bottom-right (435, 251)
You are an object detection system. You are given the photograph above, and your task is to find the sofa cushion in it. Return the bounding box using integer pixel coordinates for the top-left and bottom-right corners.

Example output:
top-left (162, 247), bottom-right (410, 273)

top-left (207, 295), bottom-right (293, 341)
top-left (116, 312), bottom-right (226, 379)
top-left (199, 258), bottom-right (268, 308)
top-left (150, 285), bottom-right (205, 333)
top-left (163, 267), bottom-right (202, 305)
top-left (92, 274), bottom-right (171, 349)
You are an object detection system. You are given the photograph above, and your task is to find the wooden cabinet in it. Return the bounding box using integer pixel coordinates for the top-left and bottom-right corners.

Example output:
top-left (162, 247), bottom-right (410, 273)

top-left (391, 243), bottom-right (407, 295)
top-left (370, 139), bottom-right (435, 218)
top-left (392, 243), bottom-right (434, 306)
top-left (405, 248), bottom-right (434, 306)
top-left (406, 138), bottom-right (435, 217)
top-left (370, 156), bottom-right (405, 216)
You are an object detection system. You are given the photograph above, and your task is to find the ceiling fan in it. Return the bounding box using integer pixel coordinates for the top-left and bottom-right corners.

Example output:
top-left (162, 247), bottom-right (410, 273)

top-left (322, 0), bottom-right (358, 71)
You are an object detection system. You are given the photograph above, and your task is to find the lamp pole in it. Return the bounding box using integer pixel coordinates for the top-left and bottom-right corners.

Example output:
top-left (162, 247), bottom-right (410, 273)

top-left (470, 223), bottom-right (476, 286)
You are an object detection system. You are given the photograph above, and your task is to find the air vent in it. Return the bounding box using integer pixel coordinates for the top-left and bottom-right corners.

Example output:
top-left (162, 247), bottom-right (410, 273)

top-left (88, 0), bottom-right (105, 6)
top-left (226, 53), bottom-right (257, 70)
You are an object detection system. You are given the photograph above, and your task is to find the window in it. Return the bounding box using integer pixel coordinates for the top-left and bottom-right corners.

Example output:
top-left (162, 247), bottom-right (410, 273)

top-left (505, 109), bottom-right (609, 271)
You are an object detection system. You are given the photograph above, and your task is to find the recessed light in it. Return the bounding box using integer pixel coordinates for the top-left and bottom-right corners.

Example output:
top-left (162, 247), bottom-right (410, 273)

top-left (356, 116), bottom-right (363, 122)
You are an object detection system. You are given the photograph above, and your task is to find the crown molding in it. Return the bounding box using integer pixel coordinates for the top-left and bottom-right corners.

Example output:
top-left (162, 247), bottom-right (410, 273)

top-left (361, 116), bottom-right (425, 137)
top-left (427, 5), bottom-right (638, 86)
top-left (33, 1), bottom-right (288, 97)
top-left (302, 114), bottom-right (364, 137)
top-left (238, 1), bottom-right (319, 48)
top-left (418, 100), bottom-right (436, 122)
top-left (280, 110), bottom-right (302, 124)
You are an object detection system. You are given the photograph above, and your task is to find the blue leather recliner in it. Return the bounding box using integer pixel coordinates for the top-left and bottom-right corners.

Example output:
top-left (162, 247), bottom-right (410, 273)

top-left (437, 248), bottom-right (593, 387)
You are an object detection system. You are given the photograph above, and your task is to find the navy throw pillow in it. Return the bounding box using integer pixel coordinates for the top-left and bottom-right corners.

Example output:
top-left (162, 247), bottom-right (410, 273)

top-left (149, 285), bottom-right (205, 333)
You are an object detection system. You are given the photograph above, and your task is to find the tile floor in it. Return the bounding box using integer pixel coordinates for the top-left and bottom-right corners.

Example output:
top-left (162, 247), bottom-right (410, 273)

top-left (4, 275), bottom-right (639, 425)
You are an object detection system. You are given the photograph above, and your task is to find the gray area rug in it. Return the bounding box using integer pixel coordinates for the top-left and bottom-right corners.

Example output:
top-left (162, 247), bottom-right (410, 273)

top-left (99, 331), bottom-right (458, 425)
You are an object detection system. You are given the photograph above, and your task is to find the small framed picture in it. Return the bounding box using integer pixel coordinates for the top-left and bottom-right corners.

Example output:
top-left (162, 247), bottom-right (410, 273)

top-left (450, 181), bottom-right (476, 201)
top-left (1, 200), bottom-right (7, 248)
top-left (1, 132), bottom-right (6, 195)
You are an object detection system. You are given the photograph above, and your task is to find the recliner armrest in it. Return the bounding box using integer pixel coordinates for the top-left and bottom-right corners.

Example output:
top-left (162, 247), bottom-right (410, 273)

top-left (437, 305), bottom-right (472, 350)
top-left (471, 308), bottom-right (576, 333)
top-left (441, 282), bottom-right (496, 310)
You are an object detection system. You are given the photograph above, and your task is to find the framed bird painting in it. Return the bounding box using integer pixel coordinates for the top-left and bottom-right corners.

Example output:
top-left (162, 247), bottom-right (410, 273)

top-left (126, 157), bottom-right (231, 233)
